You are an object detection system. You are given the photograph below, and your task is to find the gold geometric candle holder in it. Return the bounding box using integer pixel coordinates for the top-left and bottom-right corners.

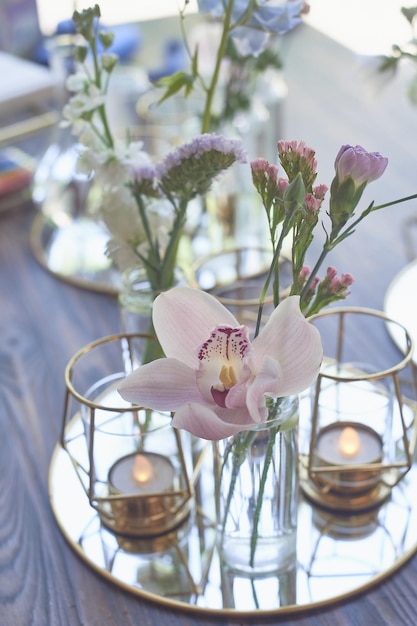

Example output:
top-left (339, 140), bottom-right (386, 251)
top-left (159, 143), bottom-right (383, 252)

top-left (300, 307), bottom-right (417, 513)
top-left (192, 246), bottom-right (292, 328)
top-left (60, 333), bottom-right (194, 538)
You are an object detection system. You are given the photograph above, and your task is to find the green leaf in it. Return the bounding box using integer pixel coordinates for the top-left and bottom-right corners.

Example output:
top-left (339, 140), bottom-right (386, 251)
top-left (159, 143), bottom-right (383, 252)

top-left (401, 6), bottom-right (417, 25)
top-left (156, 71), bottom-right (195, 103)
top-left (378, 55), bottom-right (400, 73)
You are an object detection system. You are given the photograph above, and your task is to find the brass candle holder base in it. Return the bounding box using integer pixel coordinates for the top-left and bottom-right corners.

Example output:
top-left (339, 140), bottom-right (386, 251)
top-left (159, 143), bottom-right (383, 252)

top-left (299, 458), bottom-right (392, 514)
top-left (98, 491), bottom-right (194, 539)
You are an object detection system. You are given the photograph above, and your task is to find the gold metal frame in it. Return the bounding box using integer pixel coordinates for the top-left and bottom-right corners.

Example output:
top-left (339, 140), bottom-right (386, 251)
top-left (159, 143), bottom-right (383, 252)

top-left (302, 307), bottom-right (417, 512)
top-left (60, 333), bottom-right (194, 537)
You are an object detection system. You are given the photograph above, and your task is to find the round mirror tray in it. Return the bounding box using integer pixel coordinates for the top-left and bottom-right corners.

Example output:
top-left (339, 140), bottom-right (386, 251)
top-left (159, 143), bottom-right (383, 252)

top-left (30, 212), bottom-right (121, 295)
top-left (49, 410), bottom-right (417, 618)
top-left (384, 259), bottom-right (417, 363)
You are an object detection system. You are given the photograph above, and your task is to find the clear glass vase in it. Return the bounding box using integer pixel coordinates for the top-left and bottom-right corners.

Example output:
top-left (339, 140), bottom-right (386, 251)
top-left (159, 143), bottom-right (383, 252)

top-left (214, 395), bottom-right (299, 575)
top-left (118, 266), bottom-right (164, 365)
top-left (118, 265), bottom-right (187, 364)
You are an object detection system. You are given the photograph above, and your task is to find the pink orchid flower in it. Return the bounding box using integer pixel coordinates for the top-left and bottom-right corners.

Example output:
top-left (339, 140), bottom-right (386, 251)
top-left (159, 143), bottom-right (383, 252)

top-left (118, 287), bottom-right (322, 440)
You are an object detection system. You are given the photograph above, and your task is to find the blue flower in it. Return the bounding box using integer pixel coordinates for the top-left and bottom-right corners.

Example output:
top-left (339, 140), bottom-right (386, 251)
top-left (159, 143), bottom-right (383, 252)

top-left (198, 0), bottom-right (308, 56)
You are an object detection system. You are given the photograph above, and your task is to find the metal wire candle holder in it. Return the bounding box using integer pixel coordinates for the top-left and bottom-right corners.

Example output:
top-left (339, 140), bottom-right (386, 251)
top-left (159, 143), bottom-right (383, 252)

top-left (60, 333), bottom-right (196, 538)
top-left (300, 307), bottom-right (417, 514)
top-left (192, 246), bottom-right (292, 327)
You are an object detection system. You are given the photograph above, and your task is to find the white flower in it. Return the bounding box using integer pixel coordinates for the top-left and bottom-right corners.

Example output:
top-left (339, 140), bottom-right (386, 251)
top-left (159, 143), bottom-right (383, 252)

top-left (118, 288), bottom-right (323, 440)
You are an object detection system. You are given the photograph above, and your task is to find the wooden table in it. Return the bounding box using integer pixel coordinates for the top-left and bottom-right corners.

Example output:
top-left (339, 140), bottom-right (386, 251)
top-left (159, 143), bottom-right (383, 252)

top-left (2, 20), bottom-right (417, 626)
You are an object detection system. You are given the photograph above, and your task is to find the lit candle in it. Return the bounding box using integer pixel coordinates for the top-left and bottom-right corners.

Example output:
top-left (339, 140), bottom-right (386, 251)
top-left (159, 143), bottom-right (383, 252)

top-left (317, 423), bottom-right (382, 466)
top-left (108, 452), bottom-right (175, 496)
top-left (106, 452), bottom-right (191, 538)
top-left (339, 426), bottom-right (360, 458)
top-left (315, 421), bottom-right (383, 495)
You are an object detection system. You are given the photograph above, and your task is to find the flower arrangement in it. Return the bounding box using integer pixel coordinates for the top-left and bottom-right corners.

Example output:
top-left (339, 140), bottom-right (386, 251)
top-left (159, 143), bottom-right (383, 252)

top-left (158, 0), bottom-right (309, 133)
top-left (60, 3), bottom-right (417, 574)
top-left (61, 2), bottom-right (310, 287)
top-left (62, 5), bottom-right (246, 288)
top-left (118, 138), bottom-right (417, 571)
top-left (118, 139), bottom-right (413, 432)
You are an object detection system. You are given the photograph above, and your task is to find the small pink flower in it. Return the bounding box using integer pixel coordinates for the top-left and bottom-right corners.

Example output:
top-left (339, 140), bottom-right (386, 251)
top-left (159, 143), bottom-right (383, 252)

top-left (278, 177), bottom-right (289, 193)
top-left (326, 266), bottom-right (338, 280)
top-left (251, 158), bottom-right (279, 179)
top-left (304, 193), bottom-right (321, 212)
top-left (278, 139), bottom-right (317, 171)
top-left (313, 184), bottom-right (328, 200)
top-left (340, 272), bottom-right (354, 287)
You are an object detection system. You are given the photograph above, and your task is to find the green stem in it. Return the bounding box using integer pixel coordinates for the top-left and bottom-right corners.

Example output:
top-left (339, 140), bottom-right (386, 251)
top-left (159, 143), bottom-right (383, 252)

top-left (201, 0), bottom-right (235, 133)
top-left (300, 192), bottom-right (417, 306)
top-left (255, 208), bottom-right (295, 337)
top-left (299, 245), bottom-right (330, 304)
top-left (249, 424), bottom-right (280, 568)
top-left (371, 192), bottom-right (417, 211)
top-left (142, 321), bottom-right (165, 363)
top-left (160, 198), bottom-right (188, 289)
top-left (89, 22), bottom-right (114, 148)
top-left (219, 431), bottom-right (257, 541)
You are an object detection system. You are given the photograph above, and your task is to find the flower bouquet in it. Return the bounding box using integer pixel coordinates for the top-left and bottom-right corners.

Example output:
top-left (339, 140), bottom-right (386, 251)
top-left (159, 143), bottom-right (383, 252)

top-left (118, 139), bottom-right (417, 573)
top-left (157, 0), bottom-right (309, 134)
top-left (62, 5), bottom-right (247, 361)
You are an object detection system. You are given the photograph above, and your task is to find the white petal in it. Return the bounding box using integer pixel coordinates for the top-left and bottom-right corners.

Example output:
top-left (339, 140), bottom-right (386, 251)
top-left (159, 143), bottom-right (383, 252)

top-left (153, 287), bottom-right (238, 367)
top-left (171, 401), bottom-right (255, 440)
top-left (253, 295), bottom-right (322, 395)
top-left (117, 358), bottom-right (201, 410)
top-left (246, 355), bottom-right (282, 422)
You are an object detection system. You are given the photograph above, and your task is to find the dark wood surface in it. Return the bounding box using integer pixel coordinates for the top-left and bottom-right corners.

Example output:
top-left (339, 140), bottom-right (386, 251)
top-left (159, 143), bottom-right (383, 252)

top-left (2, 20), bottom-right (417, 626)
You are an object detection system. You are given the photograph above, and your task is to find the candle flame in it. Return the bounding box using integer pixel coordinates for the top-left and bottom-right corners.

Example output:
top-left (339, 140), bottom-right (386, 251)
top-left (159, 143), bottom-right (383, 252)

top-left (132, 454), bottom-right (153, 483)
top-left (338, 426), bottom-right (361, 458)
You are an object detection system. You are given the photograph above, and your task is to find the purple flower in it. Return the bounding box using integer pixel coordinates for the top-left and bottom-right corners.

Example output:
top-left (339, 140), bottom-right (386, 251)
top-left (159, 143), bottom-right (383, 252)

top-left (329, 144), bottom-right (388, 239)
top-left (130, 163), bottom-right (160, 198)
top-left (334, 145), bottom-right (388, 188)
top-left (156, 134), bottom-right (246, 199)
top-left (245, 0), bottom-right (309, 35)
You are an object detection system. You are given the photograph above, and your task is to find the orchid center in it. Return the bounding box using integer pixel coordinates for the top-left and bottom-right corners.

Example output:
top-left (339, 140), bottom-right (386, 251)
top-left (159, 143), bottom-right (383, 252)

top-left (219, 363), bottom-right (238, 389)
top-left (197, 324), bottom-right (251, 408)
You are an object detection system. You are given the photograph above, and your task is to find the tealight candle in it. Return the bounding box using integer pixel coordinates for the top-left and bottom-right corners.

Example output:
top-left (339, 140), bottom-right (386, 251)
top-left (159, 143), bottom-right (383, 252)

top-left (315, 421), bottom-right (383, 495)
top-left (106, 451), bottom-right (180, 537)
top-left (108, 452), bottom-right (175, 496)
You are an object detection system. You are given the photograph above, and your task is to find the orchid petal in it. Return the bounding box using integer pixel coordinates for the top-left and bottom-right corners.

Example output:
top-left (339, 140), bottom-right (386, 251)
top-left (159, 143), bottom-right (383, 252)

top-left (253, 295), bottom-right (322, 395)
top-left (117, 358), bottom-right (201, 410)
top-left (246, 355), bottom-right (282, 422)
top-left (153, 287), bottom-right (238, 367)
top-left (224, 378), bottom-right (248, 410)
top-left (171, 401), bottom-right (254, 440)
